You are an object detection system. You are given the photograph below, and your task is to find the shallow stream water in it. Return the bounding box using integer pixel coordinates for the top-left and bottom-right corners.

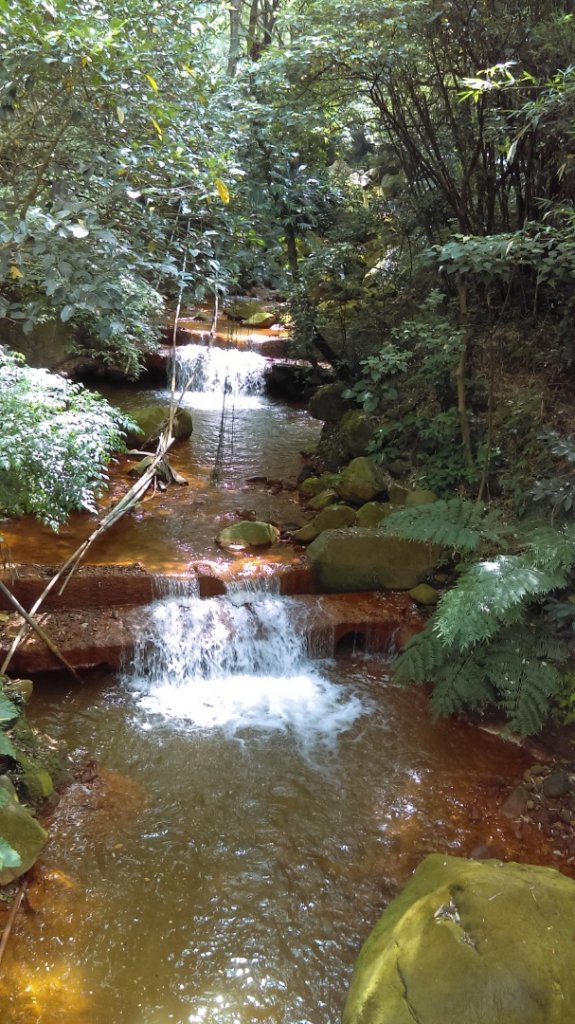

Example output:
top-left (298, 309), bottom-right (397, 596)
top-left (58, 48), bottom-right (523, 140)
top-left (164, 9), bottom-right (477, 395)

top-left (0, 336), bottom-right (552, 1024)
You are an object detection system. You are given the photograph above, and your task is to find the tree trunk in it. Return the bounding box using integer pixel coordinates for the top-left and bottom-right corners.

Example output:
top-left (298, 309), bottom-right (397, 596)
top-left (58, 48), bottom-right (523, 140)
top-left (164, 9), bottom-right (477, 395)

top-left (227, 0), bottom-right (242, 77)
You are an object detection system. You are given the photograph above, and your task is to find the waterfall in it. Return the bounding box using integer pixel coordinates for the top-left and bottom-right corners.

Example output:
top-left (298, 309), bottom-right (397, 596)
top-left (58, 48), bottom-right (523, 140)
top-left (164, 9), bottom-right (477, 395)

top-left (126, 589), bottom-right (366, 747)
top-left (172, 342), bottom-right (267, 399)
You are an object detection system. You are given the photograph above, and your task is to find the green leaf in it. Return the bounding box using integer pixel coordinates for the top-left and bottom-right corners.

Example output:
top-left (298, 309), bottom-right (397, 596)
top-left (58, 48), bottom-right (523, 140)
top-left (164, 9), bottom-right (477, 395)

top-left (0, 693), bottom-right (19, 724)
top-left (0, 836), bottom-right (21, 871)
top-left (0, 731), bottom-right (18, 759)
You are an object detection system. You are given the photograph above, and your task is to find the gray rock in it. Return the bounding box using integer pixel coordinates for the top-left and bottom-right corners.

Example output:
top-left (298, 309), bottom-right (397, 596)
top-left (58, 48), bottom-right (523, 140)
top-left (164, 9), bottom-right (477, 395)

top-left (542, 768), bottom-right (571, 799)
top-left (306, 528), bottom-right (439, 592)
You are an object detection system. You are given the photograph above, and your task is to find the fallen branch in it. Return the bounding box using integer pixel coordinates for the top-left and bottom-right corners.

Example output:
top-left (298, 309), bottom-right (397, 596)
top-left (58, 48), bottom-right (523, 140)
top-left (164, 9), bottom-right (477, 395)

top-left (0, 579), bottom-right (82, 683)
top-left (0, 437), bottom-right (174, 676)
top-left (0, 878), bottom-right (27, 976)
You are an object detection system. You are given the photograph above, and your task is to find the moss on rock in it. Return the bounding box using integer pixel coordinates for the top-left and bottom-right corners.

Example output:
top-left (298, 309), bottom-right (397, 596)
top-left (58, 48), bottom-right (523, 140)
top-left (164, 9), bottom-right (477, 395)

top-left (344, 853), bottom-right (575, 1024)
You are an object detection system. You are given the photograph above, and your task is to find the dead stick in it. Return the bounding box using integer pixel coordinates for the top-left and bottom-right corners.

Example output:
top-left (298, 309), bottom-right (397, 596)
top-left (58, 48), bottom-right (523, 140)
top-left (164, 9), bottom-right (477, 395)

top-left (0, 440), bottom-right (174, 675)
top-left (0, 879), bottom-right (27, 975)
top-left (0, 580), bottom-right (83, 683)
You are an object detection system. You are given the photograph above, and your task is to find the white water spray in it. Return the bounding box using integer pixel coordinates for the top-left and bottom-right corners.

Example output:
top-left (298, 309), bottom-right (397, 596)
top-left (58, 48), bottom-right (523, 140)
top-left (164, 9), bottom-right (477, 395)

top-left (173, 343), bottom-right (267, 402)
top-left (127, 592), bottom-right (366, 747)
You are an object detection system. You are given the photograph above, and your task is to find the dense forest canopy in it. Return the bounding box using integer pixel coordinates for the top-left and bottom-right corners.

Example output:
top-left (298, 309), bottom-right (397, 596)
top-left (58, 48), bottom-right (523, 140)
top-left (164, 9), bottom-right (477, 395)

top-left (2, 0), bottom-right (575, 734)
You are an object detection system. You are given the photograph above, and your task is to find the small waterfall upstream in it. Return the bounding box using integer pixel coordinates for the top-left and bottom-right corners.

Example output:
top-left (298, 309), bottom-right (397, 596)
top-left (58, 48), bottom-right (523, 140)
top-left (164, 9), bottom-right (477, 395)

top-left (127, 587), bottom-right (366, 747)
top-left (172, 341), bottom-right (267, 405)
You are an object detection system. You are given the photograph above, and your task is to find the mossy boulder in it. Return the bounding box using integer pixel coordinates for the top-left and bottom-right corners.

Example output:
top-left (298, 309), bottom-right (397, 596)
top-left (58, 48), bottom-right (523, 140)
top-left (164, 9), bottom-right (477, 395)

top-left (408, 583), bottom-right (440, 605)
top-left (308, 488), bottom-right (339, 511)
top-left (0, 788), bottom-right (48, 885)
top-left (299, 473), bottom-right (342, 500)
top-left (356, 502), bottom-right (393, 528)
top-left (292, 504), bottom-right (357, 544)
top-left (343, 853), bottom-right (575, 1024)
top-left (405, 488), bottom-right (438, 507)
top-left (308, 382), bottom-right (353, 423)
top-left (339, 410), bottom-right (379, 458)
top-left (306, 528), bottom-right (439, 591)
top-left (216, 520), bottom-right (279, 551)
top-left (126, 404), bottom-right (193, 446)
top-left (336, 457), bottom-right (387, 505)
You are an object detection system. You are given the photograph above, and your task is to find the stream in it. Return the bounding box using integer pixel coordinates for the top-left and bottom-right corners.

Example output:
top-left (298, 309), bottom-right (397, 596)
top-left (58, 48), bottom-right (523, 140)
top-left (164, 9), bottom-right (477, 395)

top-left (0, 334), bottom-right (547, 1023)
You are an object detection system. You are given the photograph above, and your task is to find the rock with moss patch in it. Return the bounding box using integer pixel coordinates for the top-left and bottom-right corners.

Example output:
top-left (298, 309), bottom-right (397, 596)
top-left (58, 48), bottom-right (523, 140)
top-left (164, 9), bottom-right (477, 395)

top-left (299, 473), bottom-right (342, 500)
top-left (306, 528), bottom-right (439, 591)
top-left (405, 488), bottom-right (438, 507)
top-left (336, 457), bottom-right (387, 505)
top-left (339, 410), bottom-right (379, 458)
top-left (356, 501), bottom-right (393, 528)
top-left (344, 853), bottom-right (575, 1024)
top-left (216, 520), bottom-right (279, 551)
top-left (308, 488), bottom-right (339, 511)
top-left (408, 583), bottom-right (439, 605)
top-left (126, 404), bottom-right (193, 446)
top-left (308, 382), bottom-right (353, 423)
top-left (0, 788), bottom-right (48, 885)
top-left (292, 505), bottom-right (357, 544)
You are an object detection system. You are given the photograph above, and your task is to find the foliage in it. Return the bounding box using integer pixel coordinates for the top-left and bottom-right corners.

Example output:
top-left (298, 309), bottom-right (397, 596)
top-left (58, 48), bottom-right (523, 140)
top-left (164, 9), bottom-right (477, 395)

top-left (531, 431), bottom-right (575, 517)
top-left (0, 346), bottom-right (132, 528)
top-left (383, 500), bottom-right (575, 734)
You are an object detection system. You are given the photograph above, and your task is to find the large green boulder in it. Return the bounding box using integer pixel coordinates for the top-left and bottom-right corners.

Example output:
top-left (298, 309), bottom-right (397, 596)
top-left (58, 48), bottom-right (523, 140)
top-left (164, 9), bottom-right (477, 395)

top-left (0, 788), bottom-right (48, 885)
top-left (339, 410), bottom-right (379, 458)
top-left (292, 504), bottom-right (357, 544)
top-left (356, 502), bottom-right (393, 528)
top-left (306, 528), bottom-right (438, 591)
top-left (299, 473), bottom-right (342, 500)
top-left (344, 854), bottom-right (575, 1024)
top-left (126, 404), bottom-right (193, 446)
top-left (336, 457), bottom-right (387, 505)
top-left (216, 520), bottom-right (279, 551)
top-left (308, 382), bottom-right (353, 423)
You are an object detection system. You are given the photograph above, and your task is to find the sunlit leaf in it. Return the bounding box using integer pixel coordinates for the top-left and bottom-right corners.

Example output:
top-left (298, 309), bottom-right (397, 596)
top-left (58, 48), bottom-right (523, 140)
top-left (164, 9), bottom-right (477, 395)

top-left (8, 265), bottom-right (23, 280)
top-left (150, 118), bottom-right (163, 140)
top-left (145, 73), bottom-right (159, 93)
top-left (215, 178), bottom-right (230, 204)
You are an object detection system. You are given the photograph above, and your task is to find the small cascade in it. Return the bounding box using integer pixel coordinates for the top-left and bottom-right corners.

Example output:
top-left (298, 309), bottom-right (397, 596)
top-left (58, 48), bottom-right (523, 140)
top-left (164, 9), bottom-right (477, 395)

top-left (172, 342), bottom-right (267, 399)
top-left (127, 588), bottom-right (366, 746)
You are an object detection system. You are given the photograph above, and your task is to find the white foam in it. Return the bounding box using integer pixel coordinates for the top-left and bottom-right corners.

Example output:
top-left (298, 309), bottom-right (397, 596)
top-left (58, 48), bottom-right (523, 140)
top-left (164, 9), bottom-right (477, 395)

top-left (173, 344), bottom-right (266, 401)
top-left (126, 593), bottom-right (366, 748)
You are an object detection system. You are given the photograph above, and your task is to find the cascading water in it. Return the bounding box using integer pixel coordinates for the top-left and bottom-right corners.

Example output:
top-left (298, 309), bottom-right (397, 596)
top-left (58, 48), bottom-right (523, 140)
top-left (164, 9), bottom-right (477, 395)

top-left (172, 342), bottom-right (267, 406)
top-left (127, 589), bottom-right (365, 747)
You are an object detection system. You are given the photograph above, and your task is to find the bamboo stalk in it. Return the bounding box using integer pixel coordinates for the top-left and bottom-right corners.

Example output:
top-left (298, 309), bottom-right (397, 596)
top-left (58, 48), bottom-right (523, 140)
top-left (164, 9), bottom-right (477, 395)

top-left (0, 580), bottom-right (83, 683)
top-left (0, 440), bottom-right (173, 676)
top-left (0, 879), bottom-right (27, 975)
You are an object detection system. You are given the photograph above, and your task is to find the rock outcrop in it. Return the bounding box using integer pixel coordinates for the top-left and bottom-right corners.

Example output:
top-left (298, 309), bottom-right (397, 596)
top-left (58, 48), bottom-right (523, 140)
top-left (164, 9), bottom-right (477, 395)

top-left (306, 528), bottom-right (438, 591)
top-left (344, 853), bottom-right (575, 1024)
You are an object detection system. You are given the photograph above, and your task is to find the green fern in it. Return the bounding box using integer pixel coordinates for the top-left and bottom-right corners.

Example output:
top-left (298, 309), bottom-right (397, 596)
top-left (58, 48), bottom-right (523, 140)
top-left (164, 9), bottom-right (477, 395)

top-left (391, 501), bottom-right (575, 734)
top-left (379, 498), bottom-right (508, 552)
top-left (434, 555), bottom-right (565, 649)
top-left (522, 523), bottom-right (575, 575)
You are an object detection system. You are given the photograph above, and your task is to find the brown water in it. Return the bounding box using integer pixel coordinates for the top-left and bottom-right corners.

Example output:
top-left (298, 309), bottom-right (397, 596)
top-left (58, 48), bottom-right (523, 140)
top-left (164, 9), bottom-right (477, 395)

top-left (1, 655), bottom-right (540, 1024)
top-left (0, 339), bottom-right (556, 1024)
top-left (3, 341), bottom-right (319, 572)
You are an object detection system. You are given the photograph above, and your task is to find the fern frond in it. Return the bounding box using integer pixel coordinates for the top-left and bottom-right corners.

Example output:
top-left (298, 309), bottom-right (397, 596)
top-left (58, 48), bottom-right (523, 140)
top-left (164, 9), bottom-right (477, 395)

top-left (429, 655), bottom-right (495, 719)
top-left (427, 623), bottom-right (567, 735)
top-left (379, 498), bottom-right (507, 552)
top-left (522, 522), bottom-right (575, 575)
top-left (434, 555), bottom-right (566, 650)
top-left (394, 629), bottom-right (447, 684)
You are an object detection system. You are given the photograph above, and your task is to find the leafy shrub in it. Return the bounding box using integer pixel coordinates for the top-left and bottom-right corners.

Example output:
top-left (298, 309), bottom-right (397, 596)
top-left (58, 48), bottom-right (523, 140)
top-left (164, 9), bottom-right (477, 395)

top-left (0, 346), bottom-right (133, 528)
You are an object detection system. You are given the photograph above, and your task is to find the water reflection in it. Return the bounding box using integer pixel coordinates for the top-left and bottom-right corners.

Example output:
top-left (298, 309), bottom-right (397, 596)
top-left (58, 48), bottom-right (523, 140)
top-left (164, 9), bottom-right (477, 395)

top-left (1, 658), bottom-right (545, 1024)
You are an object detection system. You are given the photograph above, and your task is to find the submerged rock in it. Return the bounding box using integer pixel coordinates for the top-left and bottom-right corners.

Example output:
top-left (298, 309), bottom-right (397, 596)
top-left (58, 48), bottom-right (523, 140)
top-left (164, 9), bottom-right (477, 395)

top-left (216, 520), bottom-right (280, 551)
top-left (306, 528), bottom-right (438, 591)
top-left (343, 853), bottom-right (575, 1024)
